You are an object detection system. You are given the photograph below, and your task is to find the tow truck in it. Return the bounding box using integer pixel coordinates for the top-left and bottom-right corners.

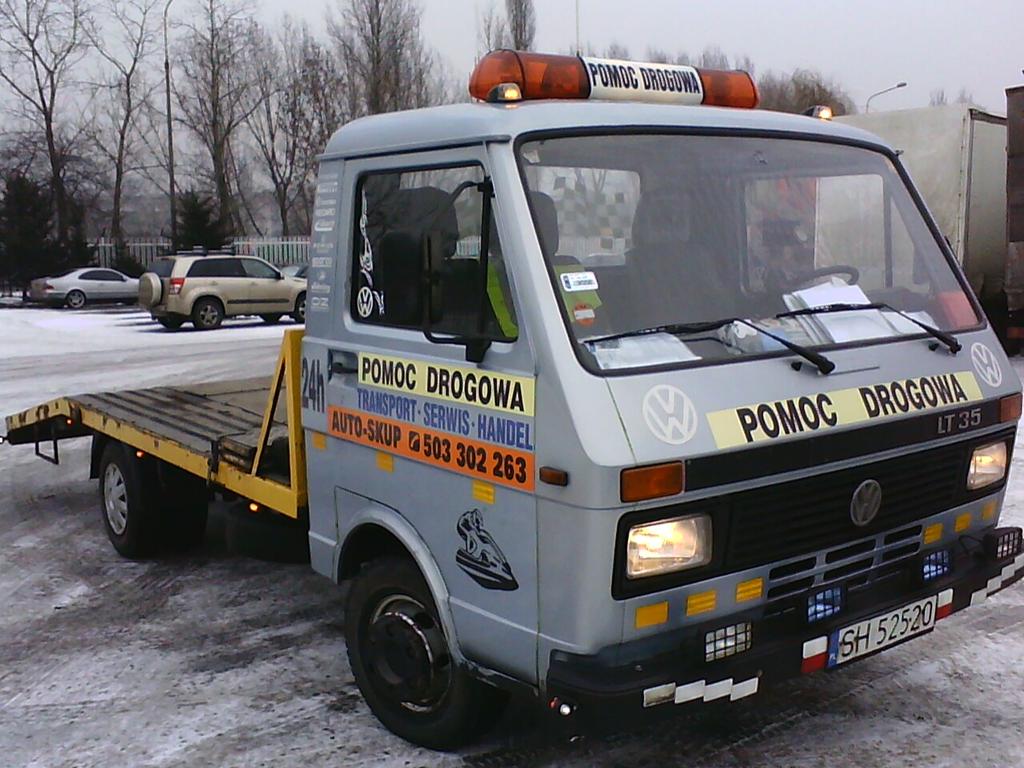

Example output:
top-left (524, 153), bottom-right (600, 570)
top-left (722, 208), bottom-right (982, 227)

top-left (5, 50), bottom-right (1024, 749)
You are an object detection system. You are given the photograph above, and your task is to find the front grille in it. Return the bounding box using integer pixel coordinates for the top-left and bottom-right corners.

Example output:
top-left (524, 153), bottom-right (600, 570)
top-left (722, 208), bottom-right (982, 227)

top-left (724, 431), bottom-right (1012, 571)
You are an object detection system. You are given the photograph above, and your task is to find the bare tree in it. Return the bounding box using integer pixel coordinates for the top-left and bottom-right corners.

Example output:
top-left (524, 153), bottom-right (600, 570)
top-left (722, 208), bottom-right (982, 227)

top-left (758, 69), bottom-right (856, 115)
top-left (0, 0), bottom-right (93, 249)
top-left (88, 0), bottom-right (158, 249)
top-left (175, 0), bottom-right (259, 233)
top-left (504, 0), bottom-right (533, 50)
top-left (478, 1), bottom-right (506, 55)
top-left (289, 22), bottom-right (349, 231)
top-left (329, 0), bottom-right (441, 117)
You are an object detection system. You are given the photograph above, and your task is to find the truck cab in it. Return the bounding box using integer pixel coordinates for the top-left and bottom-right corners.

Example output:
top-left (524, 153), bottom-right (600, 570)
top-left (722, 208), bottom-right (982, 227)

top-left (298, 52), bottom-right (1024, 747)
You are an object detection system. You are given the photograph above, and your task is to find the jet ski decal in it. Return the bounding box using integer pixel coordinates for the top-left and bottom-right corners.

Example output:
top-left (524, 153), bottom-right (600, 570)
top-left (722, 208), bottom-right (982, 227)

top-left (455, 509), bottom-right (518, 591)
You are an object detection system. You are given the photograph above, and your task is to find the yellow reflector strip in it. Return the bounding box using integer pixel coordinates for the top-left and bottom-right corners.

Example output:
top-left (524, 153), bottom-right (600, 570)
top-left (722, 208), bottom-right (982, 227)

top-left (375, 452), bottom-right (394, 472)
top-left (634, 601), bottom-right (669, 629)
top-left (311, 432), bottom-right (327, 451)
top-left (686, 590), bottom-right (717, 616)
top-left (473, 481), bottom-right (495, 505)
top-left (923, 523), bottom-right (943, 545)
top-left (981, 501), bottom-right (997, 521)
top-left (955, 512), bottom-right (972, 533)
top-left (735, 577), bottom-right (763, 603)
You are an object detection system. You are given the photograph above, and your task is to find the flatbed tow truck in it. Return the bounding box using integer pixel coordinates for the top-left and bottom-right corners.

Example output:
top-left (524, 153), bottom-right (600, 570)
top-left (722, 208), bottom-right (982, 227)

top-left (5, 50), bottom-right (1024, 750)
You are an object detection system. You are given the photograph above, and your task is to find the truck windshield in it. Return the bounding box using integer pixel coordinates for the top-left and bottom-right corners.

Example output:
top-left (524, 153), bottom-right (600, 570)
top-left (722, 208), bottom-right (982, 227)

top-left (517, 133), bottom-right (980, 372)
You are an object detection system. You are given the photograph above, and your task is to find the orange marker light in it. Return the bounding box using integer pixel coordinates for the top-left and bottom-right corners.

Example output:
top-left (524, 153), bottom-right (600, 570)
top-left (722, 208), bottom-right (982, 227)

top-left (621, 462), bottom-right (684, 502)
top-left (470, 50), bottom-right (590, 102)
top-left (1000, 392), bottom-right (1022, 422)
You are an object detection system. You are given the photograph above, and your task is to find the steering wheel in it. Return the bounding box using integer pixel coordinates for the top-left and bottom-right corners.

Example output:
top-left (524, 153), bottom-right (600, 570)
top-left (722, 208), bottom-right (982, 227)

top-left (788, 264), bottom-right (860, 288)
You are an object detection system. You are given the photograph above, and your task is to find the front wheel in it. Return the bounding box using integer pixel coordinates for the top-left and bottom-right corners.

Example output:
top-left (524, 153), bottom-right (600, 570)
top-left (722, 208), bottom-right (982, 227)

top-left (65, 289), bottom-right (86, 309)
top-left (292, 293), bottom-right (306, 323)
top-left (345, 557), bottom-right (506, 749)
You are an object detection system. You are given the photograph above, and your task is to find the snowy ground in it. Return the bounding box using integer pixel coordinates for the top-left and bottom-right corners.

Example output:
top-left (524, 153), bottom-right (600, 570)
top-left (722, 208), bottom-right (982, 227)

top-left (1, 306), bottom-right (1024, 767)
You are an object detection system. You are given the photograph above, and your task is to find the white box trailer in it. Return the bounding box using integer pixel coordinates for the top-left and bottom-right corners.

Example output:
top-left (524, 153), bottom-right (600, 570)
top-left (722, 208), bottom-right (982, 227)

top-left (838, 106), bottom-right (1012, 340)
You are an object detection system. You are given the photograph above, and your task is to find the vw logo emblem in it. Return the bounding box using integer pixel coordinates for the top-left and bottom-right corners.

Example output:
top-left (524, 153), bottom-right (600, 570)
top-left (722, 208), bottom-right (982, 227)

top-left (642, 385), bottom-right (698, 445)
top-left (850, 479), bottom-right (882, 527)
top-left (970, 342), bottom-right (1003, 388)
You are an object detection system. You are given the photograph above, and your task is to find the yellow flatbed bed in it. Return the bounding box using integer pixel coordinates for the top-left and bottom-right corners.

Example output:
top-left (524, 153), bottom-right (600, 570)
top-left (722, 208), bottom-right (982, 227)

top-left (2, 330), bottom-right (307, 518)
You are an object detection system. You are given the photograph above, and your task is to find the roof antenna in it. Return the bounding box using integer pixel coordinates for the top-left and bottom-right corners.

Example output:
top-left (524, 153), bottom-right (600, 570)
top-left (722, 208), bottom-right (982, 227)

top-left (575, 0), bottom-right (581, 55)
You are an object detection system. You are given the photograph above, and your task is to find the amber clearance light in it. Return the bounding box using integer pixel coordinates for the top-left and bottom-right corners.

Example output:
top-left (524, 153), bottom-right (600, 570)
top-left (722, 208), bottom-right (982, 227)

top-left (621, 462), bottom-right (684, 503)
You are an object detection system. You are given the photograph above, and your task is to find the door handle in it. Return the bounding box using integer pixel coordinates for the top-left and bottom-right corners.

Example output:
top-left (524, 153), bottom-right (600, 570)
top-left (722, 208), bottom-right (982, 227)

top-left (329, 350), bottom-right (358, 378)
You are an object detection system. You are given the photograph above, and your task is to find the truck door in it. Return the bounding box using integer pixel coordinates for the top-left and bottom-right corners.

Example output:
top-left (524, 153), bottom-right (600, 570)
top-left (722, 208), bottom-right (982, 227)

top-left (312, 148), bottom-right (540, 683)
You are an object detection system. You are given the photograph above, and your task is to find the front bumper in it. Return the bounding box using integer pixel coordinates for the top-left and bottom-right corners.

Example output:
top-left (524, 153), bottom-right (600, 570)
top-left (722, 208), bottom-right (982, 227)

top-left (544, 529), bottom-right (1024, 731)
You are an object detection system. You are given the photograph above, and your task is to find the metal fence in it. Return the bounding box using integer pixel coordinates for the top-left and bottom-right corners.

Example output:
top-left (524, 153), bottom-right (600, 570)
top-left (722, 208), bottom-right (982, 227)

top-left (89, 236), bottom-right (311, 269)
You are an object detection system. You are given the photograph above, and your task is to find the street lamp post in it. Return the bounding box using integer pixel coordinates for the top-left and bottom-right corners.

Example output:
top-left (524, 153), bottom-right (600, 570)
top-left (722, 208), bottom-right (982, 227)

top-left (163, 0), bottom-right (177, 252)
top-left (865, 81), bottom-right (908, 113)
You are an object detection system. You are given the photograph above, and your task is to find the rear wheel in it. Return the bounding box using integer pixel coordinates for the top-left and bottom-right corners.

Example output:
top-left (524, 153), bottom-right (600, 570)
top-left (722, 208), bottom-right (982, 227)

top-left (345, 557), bottom-right (506, 749)
top-left (192, 297), bottom-right (224, 330)
top-left (157, 316), bottom-right (184, 330)
top-left (260, 314), bottom-right (282, 324)
top-left (65, 290), bottom-right (86, 309)
top-left (292, 292), bottom-right (306, 323)
top-left (98, 443), bottom-right (160, 558)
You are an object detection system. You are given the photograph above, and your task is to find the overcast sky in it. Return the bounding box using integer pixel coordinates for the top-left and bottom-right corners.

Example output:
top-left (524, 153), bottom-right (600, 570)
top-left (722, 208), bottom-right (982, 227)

top-left (260, 0), bottom-right (1023, 114)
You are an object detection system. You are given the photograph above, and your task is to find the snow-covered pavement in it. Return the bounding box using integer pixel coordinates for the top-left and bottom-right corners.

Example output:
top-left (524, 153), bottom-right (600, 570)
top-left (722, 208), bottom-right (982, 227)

top-left (0, 307), bottom-right (288, 417)
top-left (1, 306), bottom-right (1024, 767)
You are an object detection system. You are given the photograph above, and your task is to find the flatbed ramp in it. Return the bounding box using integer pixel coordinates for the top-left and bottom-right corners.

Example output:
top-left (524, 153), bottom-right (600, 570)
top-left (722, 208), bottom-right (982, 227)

top-left (3, 330), bottom-right (306, 518)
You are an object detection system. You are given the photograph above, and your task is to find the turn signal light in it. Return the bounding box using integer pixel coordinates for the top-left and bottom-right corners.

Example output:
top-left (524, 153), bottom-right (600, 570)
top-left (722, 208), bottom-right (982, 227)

top-left (1000, 392), bottom-right (1022, 422)
top-left (620, 462), bottom-right (683, 502)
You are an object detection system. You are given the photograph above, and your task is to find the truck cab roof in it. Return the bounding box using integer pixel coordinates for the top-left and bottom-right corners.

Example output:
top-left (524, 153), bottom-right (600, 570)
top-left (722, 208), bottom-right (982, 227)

top-left (322, 101), bottom-right (893, 161)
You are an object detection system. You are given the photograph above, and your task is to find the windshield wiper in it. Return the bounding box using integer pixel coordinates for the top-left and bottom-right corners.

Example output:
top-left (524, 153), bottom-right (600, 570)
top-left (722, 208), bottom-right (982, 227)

top-left (776, 302), bottom-right (962, 354)
top-left (586, 317), bottom-right (836, 375)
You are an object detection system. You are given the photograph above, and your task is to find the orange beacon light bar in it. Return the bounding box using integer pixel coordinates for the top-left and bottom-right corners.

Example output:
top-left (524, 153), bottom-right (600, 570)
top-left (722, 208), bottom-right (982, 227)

top-left (469, 50), bottom-right (759, 109)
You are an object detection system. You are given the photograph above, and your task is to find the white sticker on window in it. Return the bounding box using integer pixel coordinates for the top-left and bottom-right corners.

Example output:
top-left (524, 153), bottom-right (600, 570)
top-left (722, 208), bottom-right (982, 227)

top-left (560, 271), bottom-right (599, 292)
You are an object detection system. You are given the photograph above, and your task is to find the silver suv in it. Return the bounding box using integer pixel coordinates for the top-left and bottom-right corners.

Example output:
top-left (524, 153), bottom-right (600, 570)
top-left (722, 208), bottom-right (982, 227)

top-left (139, 254), bottom-right (306, 330)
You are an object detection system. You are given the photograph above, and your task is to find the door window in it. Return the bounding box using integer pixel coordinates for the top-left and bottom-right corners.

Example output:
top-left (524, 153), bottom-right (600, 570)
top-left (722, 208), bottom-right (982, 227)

top-left (241, 259), bottom-right (280, 279)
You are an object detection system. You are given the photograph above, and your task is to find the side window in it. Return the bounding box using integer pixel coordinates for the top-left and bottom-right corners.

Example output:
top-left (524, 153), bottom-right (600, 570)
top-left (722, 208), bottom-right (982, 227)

top-left (79, 270), bottom-right (104, 281)
top-left (351, 164), bottom-right (518, 340)
top-left (242, 259), bottom-right (279, 279)
top-left (188, 258), bottom-right (244, 278)
top-left (98, 270), bottom-right (125, 281)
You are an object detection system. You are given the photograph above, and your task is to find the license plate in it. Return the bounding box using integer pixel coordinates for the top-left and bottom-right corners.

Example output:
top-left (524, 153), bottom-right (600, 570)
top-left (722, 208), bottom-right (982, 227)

top-left (827, 595), bottom-right (938, 668)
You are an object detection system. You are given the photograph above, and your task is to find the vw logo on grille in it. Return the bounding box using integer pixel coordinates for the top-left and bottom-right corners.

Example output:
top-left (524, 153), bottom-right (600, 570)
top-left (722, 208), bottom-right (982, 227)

top-left (850, 479), bottom-right (882, 527)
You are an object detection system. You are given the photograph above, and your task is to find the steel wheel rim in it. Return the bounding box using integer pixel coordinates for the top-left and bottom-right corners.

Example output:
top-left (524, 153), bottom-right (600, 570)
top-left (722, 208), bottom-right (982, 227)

top-left (367, 594), bottom-right (452, 713)
top-left (68, 292), bottom-right (85, 308)
top-left (103, 463), bottom-right (129, 535)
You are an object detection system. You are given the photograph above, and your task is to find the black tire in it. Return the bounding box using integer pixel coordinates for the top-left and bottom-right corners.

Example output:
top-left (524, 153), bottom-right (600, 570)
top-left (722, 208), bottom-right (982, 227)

top-left (192, 297), bottom-right (224, 330)
top-left (260, 314), bottom-right (283, 324)
top-left (65, 289), bottom-right (87, 309)
top-left (345, 557), bottom-right (507, 749)
top-left (98, 442), bottom-right (160, 558)
top-left (157, 316), bottom-right (184, 330)
top-left (292, 292), bottom-right (306, 323)
top-left (156, 463), bottom-right (208, 550)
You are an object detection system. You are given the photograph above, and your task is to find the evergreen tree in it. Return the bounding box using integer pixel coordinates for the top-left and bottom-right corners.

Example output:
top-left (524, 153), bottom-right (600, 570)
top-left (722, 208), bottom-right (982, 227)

top-left (176, 189), bottom-right (230, 251)
top-left (0, 172), bottom-right (56, 286)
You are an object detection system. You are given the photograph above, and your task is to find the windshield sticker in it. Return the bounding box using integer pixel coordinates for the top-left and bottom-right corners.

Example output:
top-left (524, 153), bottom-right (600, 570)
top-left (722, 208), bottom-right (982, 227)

top-left (590, 334), bottom-right (699, 370)
top-left (456, 509), bottom-right (518, 591)
top-left (560, 270), bottom-right (599, 292)
top-left (707, 371), bottom-right (983, 449)
top-left (970, 343), bottom-right (1003, 388)
top-left (358, 352), bottom-right (535, 417)
top-left (642, 384), bottom-right (699, 445)
top-left (355, 286), bottom-right (374, 318)
top-left (573, 302), bottom-right (596, 325)
top-left (356, 190), bottom-right (384, 317)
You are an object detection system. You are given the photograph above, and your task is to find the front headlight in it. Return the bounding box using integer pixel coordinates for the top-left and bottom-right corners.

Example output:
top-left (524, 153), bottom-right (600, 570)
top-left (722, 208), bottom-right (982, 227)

top-left (626, 514), bottom-right (712, 578)
top-left (967, 441), bottom-right (1008, 490)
